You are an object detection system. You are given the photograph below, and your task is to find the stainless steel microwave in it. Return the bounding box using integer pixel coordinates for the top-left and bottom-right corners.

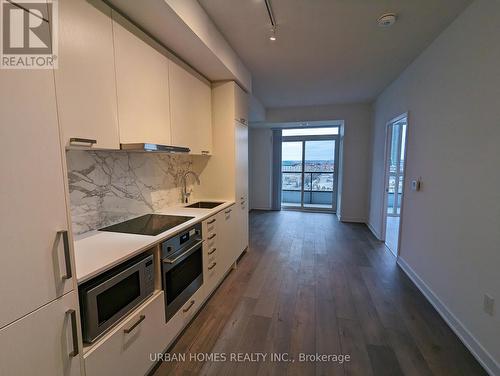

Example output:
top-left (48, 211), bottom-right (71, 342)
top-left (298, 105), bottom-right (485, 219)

top-left (79, 253), bottom-right (155, 343)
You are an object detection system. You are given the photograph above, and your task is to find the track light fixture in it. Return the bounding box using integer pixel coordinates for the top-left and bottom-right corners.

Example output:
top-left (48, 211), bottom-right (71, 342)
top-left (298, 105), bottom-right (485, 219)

top-left (264, 0), bottom-right (277, 41)
top-left (269, 26), bottom-right (277, 41)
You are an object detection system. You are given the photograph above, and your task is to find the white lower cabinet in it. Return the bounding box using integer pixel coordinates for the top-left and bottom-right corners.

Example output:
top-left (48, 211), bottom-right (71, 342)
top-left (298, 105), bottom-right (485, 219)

top-left (218, 206), bottom-right (238, 273)
top-left (203, 238), bottom-right (220, 296)
top-left (162, 285), bottom-right (206, 351)
top-left (84, 291), bottom-right (165, 376)
top-left (0, 291), bottom-right (81, 376)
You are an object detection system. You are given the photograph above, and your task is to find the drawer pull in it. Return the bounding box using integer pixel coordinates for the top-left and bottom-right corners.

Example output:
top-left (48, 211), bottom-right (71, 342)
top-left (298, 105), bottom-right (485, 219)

top-left (67, 309), bottom-right (79, 357)
top-left (208, 262), bottom-right (217, 270)
top-left (183, 300), bottom-right (195, 313)
top-left (201, 150), bottom-right (210, 155)
top-left (69, 138), bottom-right (97, 146)
top-left (225, 209), bottom-right (232, 214)
top-left (124, 315), bottom-right (145, 334)
top-left (208, 233), bottom-right (216, 240)
top-left (208, 248), bottom-right (216, 255)
top-left (207, 219), bottom-right (216, 224)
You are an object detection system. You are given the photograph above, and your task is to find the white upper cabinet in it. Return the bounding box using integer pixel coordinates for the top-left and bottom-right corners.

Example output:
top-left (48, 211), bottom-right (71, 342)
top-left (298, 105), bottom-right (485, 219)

top-left (234, 84), bottom-right (249, 125)
top-left (112, 12), bottom-right (172, 145)
top-left (169, 60), bottom-right (212, 154)
top-left (55, 0), bottom-right (119, 149)
top-left (0, 68), bottom-right (74, 328)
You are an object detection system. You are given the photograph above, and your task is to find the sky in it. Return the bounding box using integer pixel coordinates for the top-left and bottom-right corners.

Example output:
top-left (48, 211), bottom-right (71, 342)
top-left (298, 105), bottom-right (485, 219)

top-left (282, 141), bottom-right (335, 161)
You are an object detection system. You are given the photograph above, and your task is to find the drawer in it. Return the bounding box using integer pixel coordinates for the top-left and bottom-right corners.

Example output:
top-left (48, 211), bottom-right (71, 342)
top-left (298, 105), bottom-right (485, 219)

top-left (203, 215), bottom-right (217, 239)
top-left (180, 284), bottom-right (205, 322)
top-left (162, 285), bottom-right (206, 350)
top-left (205, 243), bottom-right (217, 263)
top-left (84, 291), bottom-right (165, 376)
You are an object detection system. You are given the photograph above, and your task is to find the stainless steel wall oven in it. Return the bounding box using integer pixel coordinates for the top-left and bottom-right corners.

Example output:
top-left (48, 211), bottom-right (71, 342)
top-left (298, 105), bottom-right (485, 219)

top-left (161, 223), bottom-right (203, 321)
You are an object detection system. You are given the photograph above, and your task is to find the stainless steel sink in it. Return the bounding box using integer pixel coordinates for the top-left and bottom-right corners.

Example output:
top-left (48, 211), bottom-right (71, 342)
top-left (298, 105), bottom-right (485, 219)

top-left (185, 201), bottom-right (223, 209)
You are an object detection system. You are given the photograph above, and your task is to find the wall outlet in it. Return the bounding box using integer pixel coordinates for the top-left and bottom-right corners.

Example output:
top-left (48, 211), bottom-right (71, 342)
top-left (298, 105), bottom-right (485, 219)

top-left (483, 294), bottom-right (495, 316)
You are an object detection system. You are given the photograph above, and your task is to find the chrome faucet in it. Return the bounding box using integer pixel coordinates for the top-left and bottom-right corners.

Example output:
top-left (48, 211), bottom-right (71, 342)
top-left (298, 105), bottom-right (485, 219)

top-left (181, 170), bottom-right (200, 203)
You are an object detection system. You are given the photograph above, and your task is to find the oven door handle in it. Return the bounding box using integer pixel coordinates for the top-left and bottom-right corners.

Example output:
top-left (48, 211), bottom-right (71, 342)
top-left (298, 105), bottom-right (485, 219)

top-left (163, 240), bottom-right (203, 264)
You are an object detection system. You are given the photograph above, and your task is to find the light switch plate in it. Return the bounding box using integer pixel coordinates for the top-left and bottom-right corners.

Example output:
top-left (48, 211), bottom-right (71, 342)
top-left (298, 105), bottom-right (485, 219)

top-left (484, 294), bottom-right (495, 316)
top-left (411, 179), bottom-right (421, 191)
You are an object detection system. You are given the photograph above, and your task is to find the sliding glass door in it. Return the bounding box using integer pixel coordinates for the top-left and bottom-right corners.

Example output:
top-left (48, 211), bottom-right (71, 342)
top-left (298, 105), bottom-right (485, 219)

top-left (281, 128), bottom-right (339, 211)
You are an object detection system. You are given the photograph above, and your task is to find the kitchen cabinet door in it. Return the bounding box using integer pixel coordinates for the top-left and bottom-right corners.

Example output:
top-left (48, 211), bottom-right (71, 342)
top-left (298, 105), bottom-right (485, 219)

top-left (112, 13), bottom-right (171, 145)
top-left (221, 205), bottom-right (240, 269)
top-left (0, 291), bottom-right (81, 376)
top-left (84, 292), bottom-right (165, 376)
top-left (55, 0), bottom-right (120, 150)
top-left (169, 61), bottom-right (212, 155)
top-left (235, 122), bottom-right (249, 254)
top-left (0, 67), bottom-right (74, 328)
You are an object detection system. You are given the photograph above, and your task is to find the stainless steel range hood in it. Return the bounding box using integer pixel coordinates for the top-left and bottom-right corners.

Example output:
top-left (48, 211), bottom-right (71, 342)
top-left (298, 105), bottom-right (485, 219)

top-left (120, 143), bottom-right (190, 153)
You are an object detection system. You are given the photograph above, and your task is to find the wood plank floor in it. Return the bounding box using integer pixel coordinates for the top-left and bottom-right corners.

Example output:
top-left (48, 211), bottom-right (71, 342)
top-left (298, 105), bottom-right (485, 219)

top-left (151, 210), bottom-right (487, 376)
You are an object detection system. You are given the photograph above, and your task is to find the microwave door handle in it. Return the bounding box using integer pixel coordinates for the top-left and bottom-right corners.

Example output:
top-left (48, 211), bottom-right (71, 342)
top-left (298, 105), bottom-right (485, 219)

top-left (163, 240), bottom-right (203, 264)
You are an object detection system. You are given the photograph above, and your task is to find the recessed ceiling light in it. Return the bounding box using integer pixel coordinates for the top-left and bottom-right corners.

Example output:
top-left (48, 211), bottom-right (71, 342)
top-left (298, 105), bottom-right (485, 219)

top-left (377, 13), bottom-right (397, 27)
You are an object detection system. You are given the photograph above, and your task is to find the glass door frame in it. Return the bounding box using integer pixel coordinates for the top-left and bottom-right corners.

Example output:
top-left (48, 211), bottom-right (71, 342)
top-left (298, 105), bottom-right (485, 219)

top-left (281, 133), bottom-right (340, 212)
top-left (382, 113), bottom-right (409, 256)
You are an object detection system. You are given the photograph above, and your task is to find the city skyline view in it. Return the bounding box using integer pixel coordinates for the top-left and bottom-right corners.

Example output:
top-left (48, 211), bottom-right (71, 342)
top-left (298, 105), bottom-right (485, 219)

top-left (282, 140), bottom-right (336, 193)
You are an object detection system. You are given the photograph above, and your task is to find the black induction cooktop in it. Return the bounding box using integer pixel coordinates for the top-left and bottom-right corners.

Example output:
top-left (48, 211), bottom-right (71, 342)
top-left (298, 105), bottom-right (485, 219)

top-left (99, 214), bottom-right (194, 236)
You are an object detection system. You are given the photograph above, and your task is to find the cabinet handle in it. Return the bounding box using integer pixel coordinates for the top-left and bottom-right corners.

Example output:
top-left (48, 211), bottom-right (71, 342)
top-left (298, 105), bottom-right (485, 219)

top-left (225, 209), bottom-right (232, 214)
top-left (208, 233), bottom-right (216, 240)
top-left (208, 248), bottom-right (216, 255)
top-left (67, 309), bottom-right (79, 357)
top-left (207, 218), bottom-right (216, 224)
top-left (58, 230), bottom-right (72, 280)
top-left (183, 300), bottom-right (195, 313)
top-left (124, 315), bottom-right (145, 334)
top-left (239, 118), bottom-right (247, 125)
top-left (201, 150), bottom-right (210, 155)
top-left (208, 262), bottom-right (217, 270)
top-left (69, 138), bottom-right (97, 146)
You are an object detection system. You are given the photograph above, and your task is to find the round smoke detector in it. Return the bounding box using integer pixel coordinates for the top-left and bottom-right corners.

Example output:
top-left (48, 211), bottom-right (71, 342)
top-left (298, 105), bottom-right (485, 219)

top-left (377, 13), bottom-right (397, 27)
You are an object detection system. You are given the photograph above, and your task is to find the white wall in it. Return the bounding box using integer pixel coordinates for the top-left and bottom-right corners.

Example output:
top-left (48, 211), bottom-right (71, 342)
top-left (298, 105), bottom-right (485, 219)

top-left (266, 103), bottom-right (372, 221)
top-left (164, 0), bottom-right (252, 91)
top-left (248, 128), bottom-right (273, 210)
top-left (368, 0), bottom-right (500, 372)
top-left (249, 95), bottom-right (266, 123)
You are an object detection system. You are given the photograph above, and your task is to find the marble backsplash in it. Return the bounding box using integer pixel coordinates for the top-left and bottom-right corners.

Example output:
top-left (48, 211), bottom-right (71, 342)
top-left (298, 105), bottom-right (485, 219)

top-left (66, 150), bottom-right (208, 235)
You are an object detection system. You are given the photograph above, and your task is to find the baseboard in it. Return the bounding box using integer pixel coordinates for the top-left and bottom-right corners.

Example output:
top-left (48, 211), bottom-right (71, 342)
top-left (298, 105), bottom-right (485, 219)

top-left (338, 216), bottom-right (366, 223)
top-left (367, 221), bottom-right (383, 240)
top-left (397, 257), bottom-right (499, 376)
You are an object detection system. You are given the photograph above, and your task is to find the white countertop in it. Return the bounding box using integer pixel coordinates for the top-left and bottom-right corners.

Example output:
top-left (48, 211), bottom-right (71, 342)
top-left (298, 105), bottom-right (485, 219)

top-left (74, 201), bottom-right (234, 284)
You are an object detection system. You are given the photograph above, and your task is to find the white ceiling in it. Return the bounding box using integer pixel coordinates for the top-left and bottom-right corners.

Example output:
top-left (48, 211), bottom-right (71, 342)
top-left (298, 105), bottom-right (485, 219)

top-left (198, 0), bottom-right (472, 108)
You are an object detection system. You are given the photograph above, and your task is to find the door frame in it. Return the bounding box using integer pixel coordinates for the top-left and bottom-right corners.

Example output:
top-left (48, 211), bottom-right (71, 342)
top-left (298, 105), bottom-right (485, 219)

top-left (381, 112), bottom-right (409, 257)
top-left (281, 134), bottom-right (340, 212)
